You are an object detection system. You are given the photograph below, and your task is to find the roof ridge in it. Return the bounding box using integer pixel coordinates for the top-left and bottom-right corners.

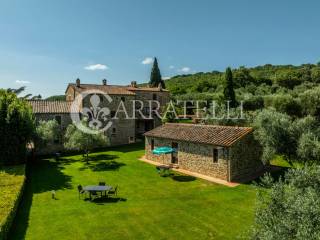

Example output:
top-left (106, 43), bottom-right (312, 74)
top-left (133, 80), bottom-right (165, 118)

top-left (164, 123), bottom-right (252, 129)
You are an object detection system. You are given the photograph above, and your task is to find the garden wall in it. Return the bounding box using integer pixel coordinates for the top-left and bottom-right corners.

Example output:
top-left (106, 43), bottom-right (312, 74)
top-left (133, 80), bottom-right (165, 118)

top-left (0, 165), bottom-right (26, 240)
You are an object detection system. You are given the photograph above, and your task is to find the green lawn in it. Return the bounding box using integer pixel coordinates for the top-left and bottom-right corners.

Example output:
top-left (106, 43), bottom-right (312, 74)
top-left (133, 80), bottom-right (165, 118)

top-left (11, 143), bottom-right (257, 240)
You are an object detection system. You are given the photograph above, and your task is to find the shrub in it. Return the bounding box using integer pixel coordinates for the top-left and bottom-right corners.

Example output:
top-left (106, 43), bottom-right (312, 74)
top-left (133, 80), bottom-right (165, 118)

top-left (264, 94), bottom-right (302, 117)
top-left (253, 109), bottom-right (295, 163)
top-left (311, 66), bottom-right (320, 83)
top-left (297, 132), bottom-right (320, 163)
top-left (276, 70), bottom-right (303, 89)
top-left (0, 165), bottom-right (26, 240)
top-left (252, 165), bottom-right (320, 239)
top-left (299, 86), bottom-right (320, 118)
top-left (243, 96), bottom-right (264, 111)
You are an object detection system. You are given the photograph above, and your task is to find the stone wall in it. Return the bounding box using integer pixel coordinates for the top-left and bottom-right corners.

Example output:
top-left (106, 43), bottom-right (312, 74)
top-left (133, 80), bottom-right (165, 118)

top-left (178, 142), bottom-right (229, 180)
top-left (146, 133), bottom-right (264, 182)
top-left (145, 137), bottom-right (172, 164)
top-left (82, 94), bottom-right (136, 146)
top-left (133, 90), bottom-right (170, 137)
top-left (229, 133), bottom-right (264, 181)
top-left (145, 137), bottom-right (229, 180)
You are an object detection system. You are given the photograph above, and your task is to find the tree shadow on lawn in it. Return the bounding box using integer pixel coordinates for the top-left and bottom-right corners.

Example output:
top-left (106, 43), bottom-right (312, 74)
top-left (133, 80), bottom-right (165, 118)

top-left (10, 159), bottom-right (73, 240)
top-left (171, 174), bottom-right (196, 182)
top-left (87, 197), bottom-right (127, 205)
top-left (107, 142), bottom-right (145, 153)
top-left (78, 154), bottom-right (125, 172)
top-left (159, 171), bottom-right (196, 182)
top-left (30, 159), bottom-right (73, 193)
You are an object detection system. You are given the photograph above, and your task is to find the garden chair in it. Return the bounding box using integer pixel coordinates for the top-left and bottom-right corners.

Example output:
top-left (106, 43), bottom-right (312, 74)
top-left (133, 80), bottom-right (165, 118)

top-left (77, 185), bottom-right (85, 199)
top-left (90, 191), bottom-right (98, 200)
top-left (108, 186), bottom-right (118, 197)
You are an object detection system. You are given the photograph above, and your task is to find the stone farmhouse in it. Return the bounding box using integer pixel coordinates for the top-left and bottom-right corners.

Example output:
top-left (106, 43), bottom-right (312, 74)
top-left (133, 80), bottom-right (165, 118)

top-left (144, 123), bottom-right (263, 182)
top-left (29, 79), bottom-right (170, 151)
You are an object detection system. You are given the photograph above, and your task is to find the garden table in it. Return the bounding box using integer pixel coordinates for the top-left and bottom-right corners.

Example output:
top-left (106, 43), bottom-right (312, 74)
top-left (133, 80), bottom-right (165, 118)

top-left (83, 185), bottom-right (113, 200)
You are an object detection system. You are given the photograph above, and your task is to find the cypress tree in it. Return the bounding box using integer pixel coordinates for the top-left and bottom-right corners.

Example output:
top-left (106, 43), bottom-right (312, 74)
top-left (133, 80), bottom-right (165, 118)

top-left (149, 57), bottom-right (165, 88)
top-left (223, 67), bottom-right (237, 108)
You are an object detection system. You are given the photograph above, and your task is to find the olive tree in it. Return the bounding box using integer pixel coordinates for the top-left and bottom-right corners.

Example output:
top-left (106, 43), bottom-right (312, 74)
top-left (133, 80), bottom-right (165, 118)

top-left (252, 165), bottom-right (320, 239)
top-left (35, 120), bottom-right (60, 148)
top-left (64, 123), bottom-right (109, 163)
top-left (253, 109), bottom-right (295, 164)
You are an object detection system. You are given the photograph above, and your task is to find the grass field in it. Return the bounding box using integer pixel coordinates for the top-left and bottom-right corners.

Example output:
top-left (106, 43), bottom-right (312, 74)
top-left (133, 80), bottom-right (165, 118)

top-left (10, 143), bottom-right (257, 240)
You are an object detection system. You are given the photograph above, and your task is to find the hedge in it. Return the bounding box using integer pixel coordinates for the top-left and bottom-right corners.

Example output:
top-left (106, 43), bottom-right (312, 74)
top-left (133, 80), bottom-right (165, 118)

top-left (0, 165), bottom-right (26, 240)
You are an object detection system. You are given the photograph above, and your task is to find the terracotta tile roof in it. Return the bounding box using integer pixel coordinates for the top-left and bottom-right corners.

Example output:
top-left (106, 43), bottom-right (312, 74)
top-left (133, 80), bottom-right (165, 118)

top-left (28, 100), bottom-right (73, 113)
top-left (144, 123), bottom-right (253, 147)
top-left (68, 83), bottom-right (136, 95)
top-left (67, 83), bottom-right (168, 95)
top-left (125, 86), bottom-right (169, 92)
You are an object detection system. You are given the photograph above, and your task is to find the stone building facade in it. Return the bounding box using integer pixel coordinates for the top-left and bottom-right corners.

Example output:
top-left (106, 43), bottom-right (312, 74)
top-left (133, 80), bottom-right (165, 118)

top-left (29, 79), bottom-right (170, 153)
top-left (144, 123), bottom-right (263, 182)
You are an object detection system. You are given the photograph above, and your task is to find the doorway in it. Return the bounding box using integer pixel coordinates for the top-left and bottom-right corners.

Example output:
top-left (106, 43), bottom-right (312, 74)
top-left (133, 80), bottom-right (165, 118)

top-left (171, 142), bottom-right (178, 164)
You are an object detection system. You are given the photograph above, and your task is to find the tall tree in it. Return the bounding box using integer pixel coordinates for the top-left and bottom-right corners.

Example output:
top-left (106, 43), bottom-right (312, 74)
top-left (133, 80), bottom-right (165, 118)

top-left (7, 86), bottom-right (42, 100)
top-left (0, 90), bottom-right (35, 165)
top-left (223, 67), bottom-right (237, 107)
top-left (149, 57), bottom-right (165, 88)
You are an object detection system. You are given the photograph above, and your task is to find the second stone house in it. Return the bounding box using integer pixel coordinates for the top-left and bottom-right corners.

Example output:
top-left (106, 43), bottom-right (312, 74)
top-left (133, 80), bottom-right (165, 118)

top-left (144, 123), bottom-right (263, 182)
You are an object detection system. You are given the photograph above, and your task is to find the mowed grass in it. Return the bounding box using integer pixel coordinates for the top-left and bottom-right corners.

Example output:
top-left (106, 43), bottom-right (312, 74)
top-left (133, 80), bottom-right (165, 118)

top-left (11, 143), bottom-right (257, 240)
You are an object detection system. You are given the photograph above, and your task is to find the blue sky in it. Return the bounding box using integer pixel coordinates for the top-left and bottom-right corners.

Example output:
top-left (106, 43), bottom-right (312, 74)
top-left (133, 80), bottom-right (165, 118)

top-left (1, 0), bottom-right (320, 97)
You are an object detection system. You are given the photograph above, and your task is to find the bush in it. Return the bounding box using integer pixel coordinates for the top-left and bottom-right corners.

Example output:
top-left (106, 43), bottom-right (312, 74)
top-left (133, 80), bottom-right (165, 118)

top-left (297, 132), bottom-right (320, 163)
top-left (0, 90), bottom-right (35, 165)
top-left (264, 94), bottom-right (302, 117)
top-left (0, 165), bottom-right (26, 240)
top-left (252, 165), bottom-right (320, 239)
top-left (299, 86), bottom-right (320, 118)
top-left (243, 96), bottom-right (264, 111)
top-left (253, 109), bottom-right (295, 163)
top-left (276, 70), bottom-right (303, 89)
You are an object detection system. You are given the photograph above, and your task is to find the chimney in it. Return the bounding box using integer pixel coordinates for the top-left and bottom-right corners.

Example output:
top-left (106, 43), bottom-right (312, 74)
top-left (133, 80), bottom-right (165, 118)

top-left (102, 79), bottom-right (107, 85)
top-left (76, 78), bottom-right (80, 87)
top-left (158, 83), bottom-right (163, 91)
top-left (131, 81), bottom-right (137, 88)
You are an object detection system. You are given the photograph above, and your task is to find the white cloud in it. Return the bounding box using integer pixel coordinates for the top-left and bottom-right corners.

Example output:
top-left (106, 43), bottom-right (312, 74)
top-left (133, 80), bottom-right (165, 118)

top-left (179, 67), bottom-right (191, 73)
top-left (162, 76), bottom-right (171, 80)
top-left (141, 57), bottom-right (153, 65)
top-left (84, 64), bottom-right (108, 71)
top-left (169, 65), bottom-right (175, 69)
top-left (15, 80), bottom-right (30, 84)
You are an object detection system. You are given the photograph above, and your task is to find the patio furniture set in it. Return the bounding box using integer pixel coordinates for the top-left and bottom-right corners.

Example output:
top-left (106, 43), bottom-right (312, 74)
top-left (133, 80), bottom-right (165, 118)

top-left (77, 182), bottom-right (118, 200)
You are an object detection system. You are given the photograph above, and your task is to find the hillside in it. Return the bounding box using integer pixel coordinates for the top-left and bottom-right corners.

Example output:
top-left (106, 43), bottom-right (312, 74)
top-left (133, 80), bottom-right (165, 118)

top-left (164, 63), bottom-right (320, 101)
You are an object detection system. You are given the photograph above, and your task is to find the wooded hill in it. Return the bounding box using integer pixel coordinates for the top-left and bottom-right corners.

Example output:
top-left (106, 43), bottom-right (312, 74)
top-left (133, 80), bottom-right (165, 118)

top-left (166, 63), bottom-right (320, 96)
top-left (163, 63), bottom-right (320, 117)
